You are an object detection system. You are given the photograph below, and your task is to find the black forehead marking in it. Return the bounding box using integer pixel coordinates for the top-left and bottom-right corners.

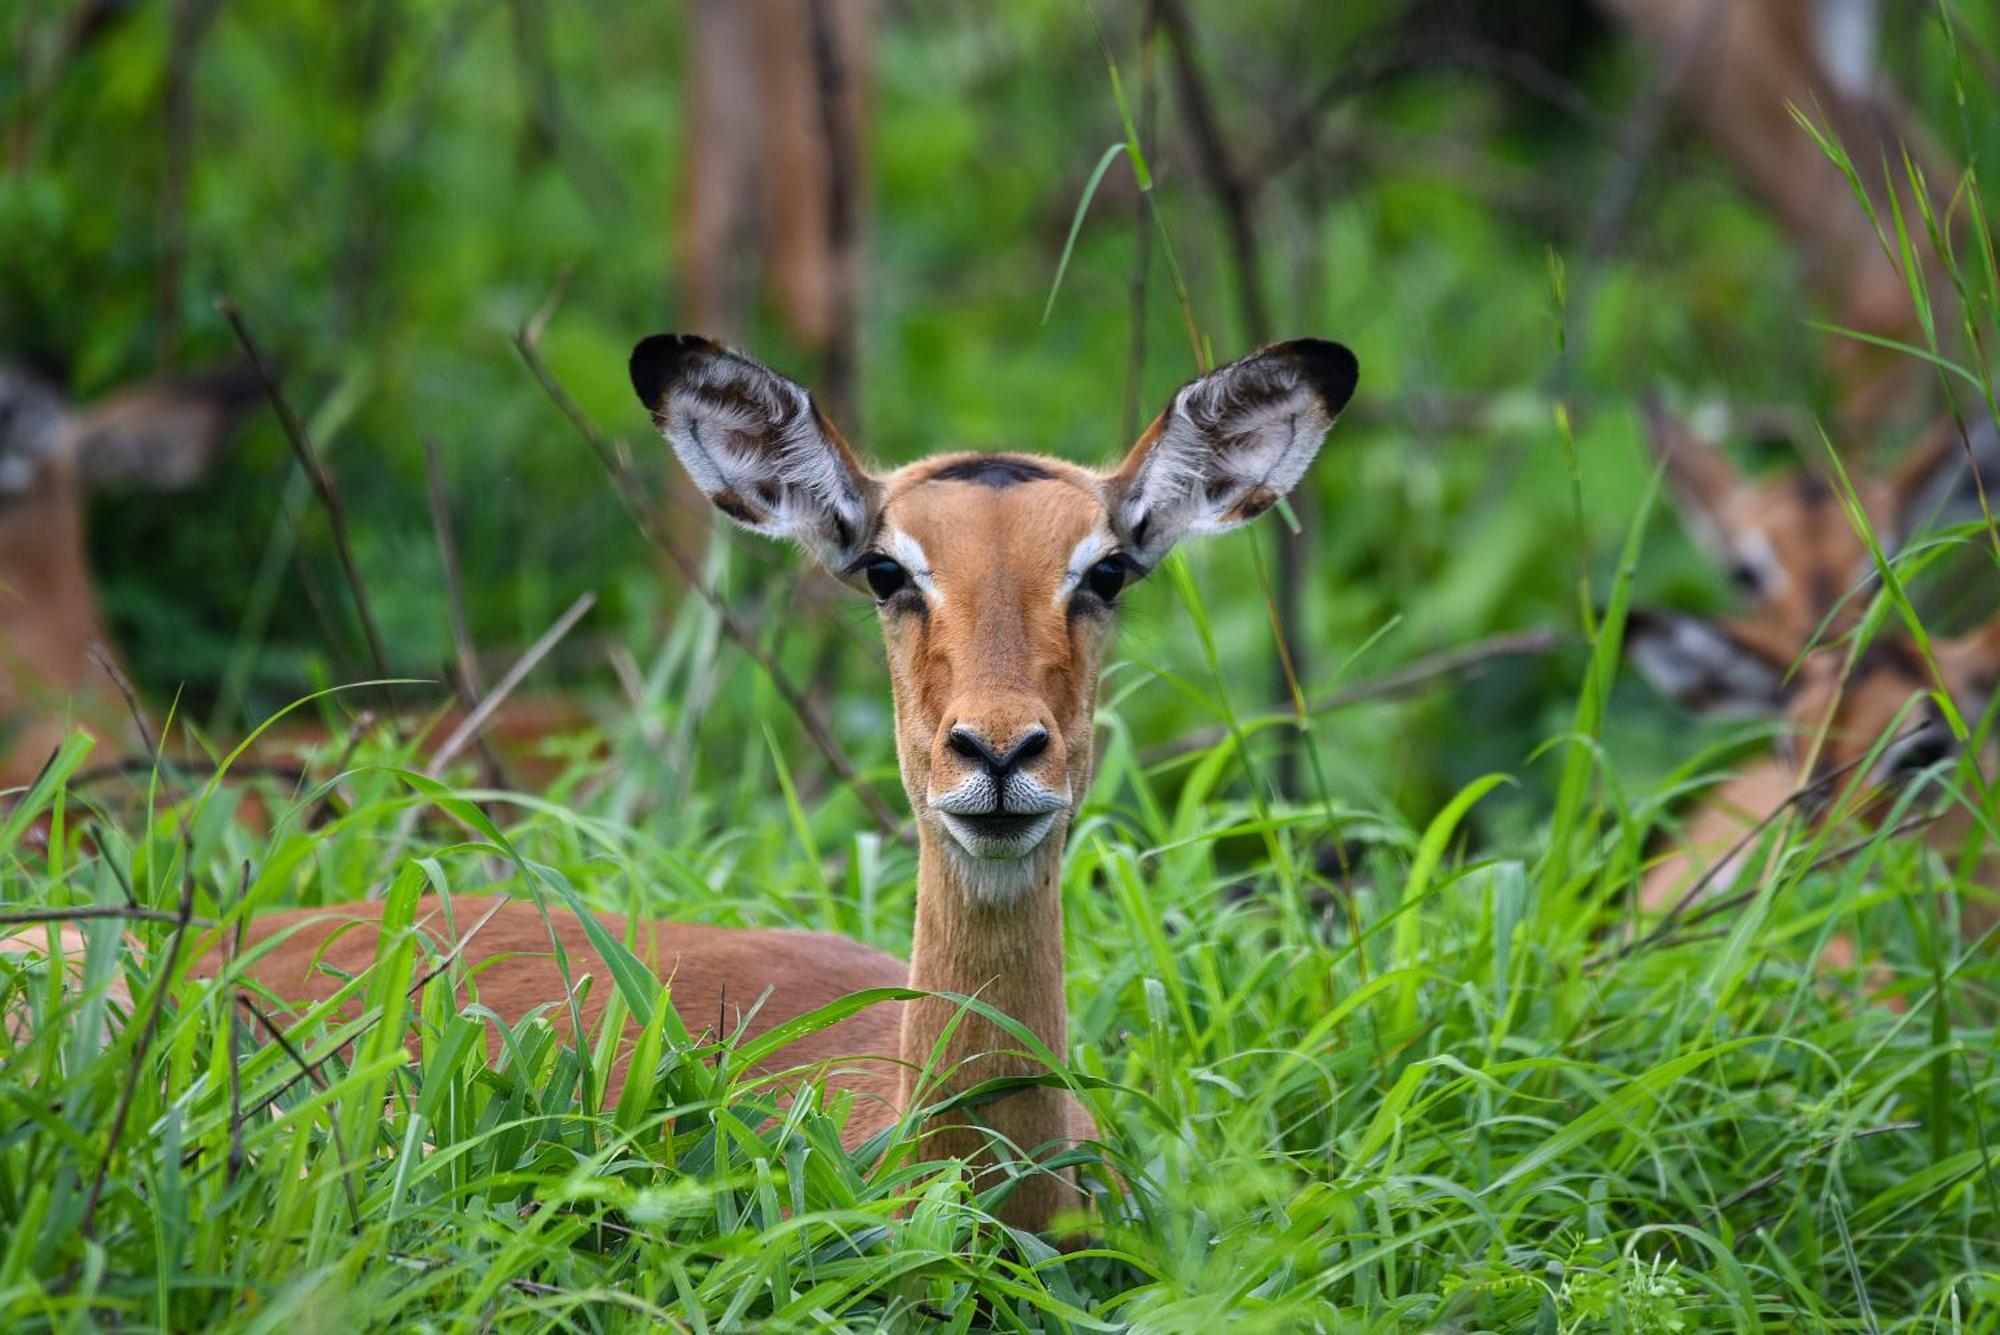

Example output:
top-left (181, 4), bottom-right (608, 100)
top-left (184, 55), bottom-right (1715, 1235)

top-left (925, 455), bottom-right (1056, 489)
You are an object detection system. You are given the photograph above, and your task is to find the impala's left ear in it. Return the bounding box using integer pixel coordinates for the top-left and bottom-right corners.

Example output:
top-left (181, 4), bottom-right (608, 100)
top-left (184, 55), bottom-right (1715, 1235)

top-left (1106, 339), bottom-right (1358, 567)
top-left (630, 333), bottom-right (881, 571)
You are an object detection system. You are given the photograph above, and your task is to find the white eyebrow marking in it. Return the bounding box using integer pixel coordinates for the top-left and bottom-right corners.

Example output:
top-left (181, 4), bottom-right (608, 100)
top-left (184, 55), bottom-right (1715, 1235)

top-left (888, 528), bottom-right (941, 602)
top-left (1054, 529), bottom-right (1112, 603)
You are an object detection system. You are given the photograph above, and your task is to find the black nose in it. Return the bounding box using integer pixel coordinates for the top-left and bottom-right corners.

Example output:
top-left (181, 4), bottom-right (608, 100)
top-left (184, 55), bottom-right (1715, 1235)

top-left (947, 725), bottom-right (1049, 776)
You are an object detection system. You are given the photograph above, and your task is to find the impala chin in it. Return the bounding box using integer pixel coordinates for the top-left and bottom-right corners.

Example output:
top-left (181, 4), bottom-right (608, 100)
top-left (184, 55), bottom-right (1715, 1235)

top-left (928, 776), bottom-right (1069, 899)
top-left (935, 810), bottom-right (1060, 861)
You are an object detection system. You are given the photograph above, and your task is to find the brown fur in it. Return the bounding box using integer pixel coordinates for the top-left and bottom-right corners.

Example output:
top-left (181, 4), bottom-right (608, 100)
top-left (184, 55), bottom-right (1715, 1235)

top-left (1639, 757), bottom-right (1795, 913)
top-left (208, 896), bottom-right (908, 1148)
top-left (0, 452), bottom-right (137, 788)
top-left (874, 459), bottom-right (1116, 1225)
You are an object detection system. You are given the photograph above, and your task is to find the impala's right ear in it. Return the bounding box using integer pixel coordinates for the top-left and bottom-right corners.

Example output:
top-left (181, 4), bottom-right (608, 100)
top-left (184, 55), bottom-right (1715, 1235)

top-left (1640, 393), bottom-right (1739, 557)
top-left (630, 334), bottom-right (880, 568)
top-left (1626, 607), bottom-right (1794, 717)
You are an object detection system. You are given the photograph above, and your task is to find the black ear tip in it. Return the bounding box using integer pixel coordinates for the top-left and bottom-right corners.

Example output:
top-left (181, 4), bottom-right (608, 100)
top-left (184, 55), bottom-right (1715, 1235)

top-left (629, 333), bottom-right (722, 408)
top-left (1274, 339), bottom-right (1359, 416)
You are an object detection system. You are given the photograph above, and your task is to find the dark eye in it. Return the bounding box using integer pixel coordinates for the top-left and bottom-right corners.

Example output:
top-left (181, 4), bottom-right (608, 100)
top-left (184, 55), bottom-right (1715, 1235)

top-left (862, 557), bottom-right (909, 601)
top-left (1727, 560), bottom-right (1763, 593)
top-left (1082, 557), bottom-right (1129, 604)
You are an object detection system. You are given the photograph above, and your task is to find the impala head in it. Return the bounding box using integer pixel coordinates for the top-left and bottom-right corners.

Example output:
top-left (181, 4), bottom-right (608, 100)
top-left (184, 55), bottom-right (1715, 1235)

top-left (0, 363), bottom-right (257, 542)
top-left (1629, 606), bottom-right (2000, 821)
top-left (630, 334), bottom-right (1358, 898)
top-left (1641, 398), bottom-right (1992, 648)
top-left (0, 364), bottom-right (254, 777)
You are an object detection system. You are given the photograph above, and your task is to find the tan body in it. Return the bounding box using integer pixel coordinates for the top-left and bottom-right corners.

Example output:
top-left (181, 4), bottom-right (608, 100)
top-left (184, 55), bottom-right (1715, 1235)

top-left (220, 895), bottom-right (908, 1148)
top-left (1639, 757), bottom-right (1794, 913)
top-left (1631, 605), bottom-right (2000, 979)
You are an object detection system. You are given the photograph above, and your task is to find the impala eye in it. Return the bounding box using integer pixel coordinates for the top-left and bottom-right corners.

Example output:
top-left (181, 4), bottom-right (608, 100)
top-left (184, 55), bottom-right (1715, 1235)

top-left (1082, 557), bottom-right (1130, 604)
top-left (863, 557), bottom-right (909, 601)
top-left (1726, 559), bottom-right (1763, 593)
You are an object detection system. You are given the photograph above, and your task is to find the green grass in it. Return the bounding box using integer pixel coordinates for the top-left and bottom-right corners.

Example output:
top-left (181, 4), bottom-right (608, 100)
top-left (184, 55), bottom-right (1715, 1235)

top-left (5, 549), bottom-right (2000, 1332)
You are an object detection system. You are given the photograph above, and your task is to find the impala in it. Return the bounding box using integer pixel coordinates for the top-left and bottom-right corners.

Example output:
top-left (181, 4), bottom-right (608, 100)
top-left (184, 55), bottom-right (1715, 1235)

top-left (1627, 606), bottom-right (2000, 954)
top-left (1640, 396), bottom-right (1991, 654)
top-left (1631, 401), bottom-right (1996, 909)
top-left (12, 334), bottom-right (1358, 1234)
top-left (0, 363), bottom-right (260, 791)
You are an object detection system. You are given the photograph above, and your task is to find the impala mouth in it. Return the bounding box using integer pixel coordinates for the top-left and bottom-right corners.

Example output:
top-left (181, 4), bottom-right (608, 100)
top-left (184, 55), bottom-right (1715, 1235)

top-left (935, 809), bottom-right (1060, 859)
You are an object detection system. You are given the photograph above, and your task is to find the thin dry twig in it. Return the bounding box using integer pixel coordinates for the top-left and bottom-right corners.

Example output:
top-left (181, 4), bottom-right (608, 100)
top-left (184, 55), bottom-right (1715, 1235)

top-left (1588, 728), bottom-right (1931, 970)
top-left (427, 591), bottom-right (595, 776)
top-left (78, 854), bottom-right (198, 1237)
top-left (423, 439), bottom-right (489, 697)
top-left (218, 296), bottom-right (398, 706)
top-left (805, 0), bottom-right (862, 433)
top-left (232, 898), bottom-right (507, 1128)
top-left (511, 298), bottom-right (907, 841)
top-left (1700, 1120), bottom-right (1922, 1224)
top-left (0, 905), bottom-right (213, 928)
top-left (422, 437), bottom-right (510, 789)
top-left (236, 994), bottom-right (365, 1233)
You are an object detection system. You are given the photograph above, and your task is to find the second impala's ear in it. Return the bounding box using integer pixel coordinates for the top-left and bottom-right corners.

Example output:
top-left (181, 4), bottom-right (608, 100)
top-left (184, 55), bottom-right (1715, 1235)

top-left (1639, 392), bottom-right (1739, 557)
top-left (1105, 339), bottom-right (1358, 567)
top-left (1626, 607), bottom-right (1794, 717)
top-left (630, 333), bottom-right (881, 568)
top-left (72, 365), bottom-right (261, 491)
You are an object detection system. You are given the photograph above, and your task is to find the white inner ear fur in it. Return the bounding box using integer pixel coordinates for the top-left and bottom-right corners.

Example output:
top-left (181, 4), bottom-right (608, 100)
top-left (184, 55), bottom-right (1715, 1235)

top-left (1120, 362), bottom-right (1332, 564)
top-left (1054, 529), bottom-right (1113, 604)
top-left (887, 528), bottom-right (940, 603)
top-left (659, 355), bottom-right (870, 554)
top-left (1731, 528), bottom-right (1787, 596)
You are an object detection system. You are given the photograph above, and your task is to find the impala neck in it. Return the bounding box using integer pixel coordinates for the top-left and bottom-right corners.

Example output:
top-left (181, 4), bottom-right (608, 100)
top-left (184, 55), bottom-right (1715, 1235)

top-left (0, 472), bottom-right (114, 701)
top-left (898, 822), bottom-right (1071, 1221)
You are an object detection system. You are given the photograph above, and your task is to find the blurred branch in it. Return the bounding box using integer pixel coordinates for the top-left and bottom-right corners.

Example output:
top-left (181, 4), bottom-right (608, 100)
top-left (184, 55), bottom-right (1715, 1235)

top-left (0, 905), bottom-right (210, 928)
top-left (1156, 0), bottom-right (1267, 344)
top-left (1122, 1), bottom-right (1160, 446)
top-left (157, 0), bottom-right (220, 369)
top-left (806, 0), bottom-right (863, 431)
top-left (511, 286), bottom-right (908, 841)
top-left (1157, 0), bottom-right (1316, 791)
top-left (1252, 29), bottom-right (1609, 186)
top-left (219, 298), bottom-right (398, 707)
top-left (424, 437), bottom-right (509, 789)
top-left (1141, 627), bottom-right (1564, 766)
